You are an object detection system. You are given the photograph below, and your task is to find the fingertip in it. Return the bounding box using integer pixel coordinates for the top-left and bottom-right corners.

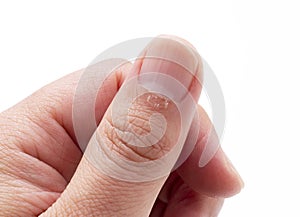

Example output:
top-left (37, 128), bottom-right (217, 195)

top-left (177, 105), bottom-right (244, 198)
top-left (206, 147), bottom-right (244, 197)
top-left (178, 145), bottom-right (244, 198)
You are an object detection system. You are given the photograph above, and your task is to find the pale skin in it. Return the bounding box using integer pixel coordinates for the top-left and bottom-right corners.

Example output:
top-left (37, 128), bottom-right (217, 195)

top-left (0, 36), bottom-right (243, 217)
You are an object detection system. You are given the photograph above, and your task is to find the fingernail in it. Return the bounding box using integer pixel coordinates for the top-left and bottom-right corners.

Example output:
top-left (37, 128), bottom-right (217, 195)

top-left (158, 34), bottom-right (198, 51)
top-left (137, 37), bottom-right (200, 103)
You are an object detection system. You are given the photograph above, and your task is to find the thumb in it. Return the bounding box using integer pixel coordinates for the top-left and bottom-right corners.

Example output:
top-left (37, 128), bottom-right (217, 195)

top-left (42, 37), bottom-right (203, 217)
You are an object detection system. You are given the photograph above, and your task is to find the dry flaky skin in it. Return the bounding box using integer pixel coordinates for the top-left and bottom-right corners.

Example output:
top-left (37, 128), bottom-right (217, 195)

top-left (98, 92), bottom-right (181, 162)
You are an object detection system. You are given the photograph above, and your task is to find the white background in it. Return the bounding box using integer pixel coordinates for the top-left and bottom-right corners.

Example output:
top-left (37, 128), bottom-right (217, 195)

top-left (0, 1), bottom-right (299, 216)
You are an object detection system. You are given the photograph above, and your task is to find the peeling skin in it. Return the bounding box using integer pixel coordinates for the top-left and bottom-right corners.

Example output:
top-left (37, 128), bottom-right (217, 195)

top-left (97, 92), bottom-right (181, 162)
top-left (146, 94), bottom-right (170, 110)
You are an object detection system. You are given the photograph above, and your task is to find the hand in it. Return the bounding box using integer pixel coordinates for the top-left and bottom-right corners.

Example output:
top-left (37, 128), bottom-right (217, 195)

top-left (0, 36), bottom-right (243, 217)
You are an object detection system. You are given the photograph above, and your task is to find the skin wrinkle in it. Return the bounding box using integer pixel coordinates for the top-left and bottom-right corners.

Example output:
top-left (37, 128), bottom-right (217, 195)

top-left (24, 99), bottom-right (80, 180)
top-left (58, 195), bottom-right (91, 217)
top-left (57, 163), bottom-right (148, 217)
top-left (1, 101), bottom-right (78, 170)
top-left (11, 114), bottom-right (76, 182)
top-left (127, 117), bottom-right (150, 136)
top-left (19, 191), bottom-right (58, 215)
top-left (100, 97), bottom-right (179, 162)
top-left (10, 153), bottom-right (66, 193)
top-left (103, 122), bottom-right (147, 162)
top-left (117, 132), bottom-right (171, 162)
top-left (0, 150), bottom-right (28, 180)
top-left (0, 114), bottom-right (32, 149)
top-left (127, 113), bottom-right (168, 148)
top-left (115, 132), bottom-right (156, 161)
top-left (0, 124), bottom-right (67, 196)
top-left (0, 169), bottom-right (62, 216)
top-left (127, 110), bottom-right (152, 135)
top-left (102, 118), bottom-right (158, 162)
